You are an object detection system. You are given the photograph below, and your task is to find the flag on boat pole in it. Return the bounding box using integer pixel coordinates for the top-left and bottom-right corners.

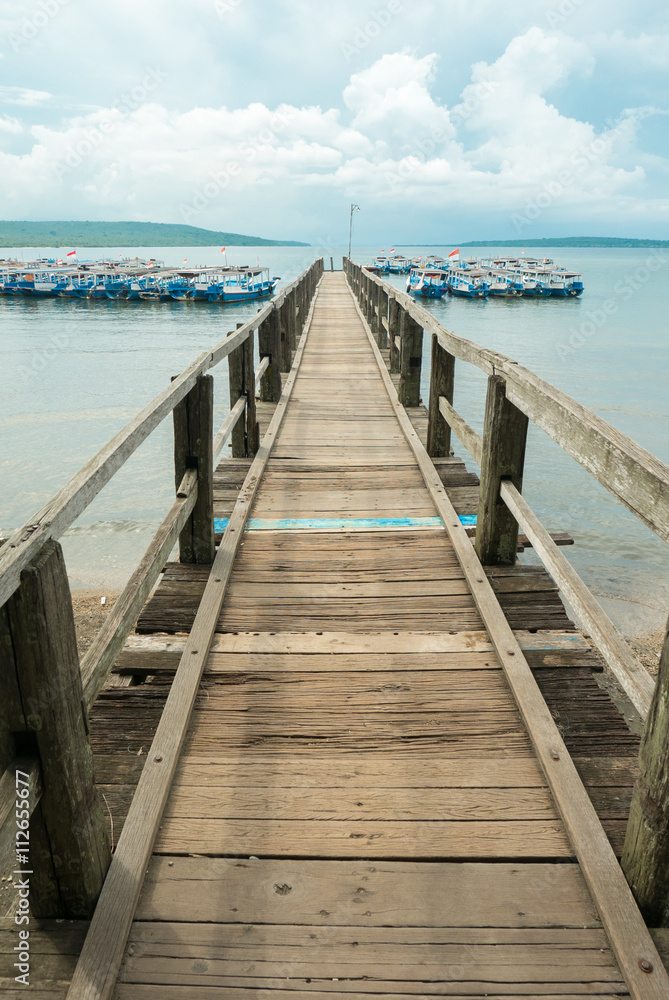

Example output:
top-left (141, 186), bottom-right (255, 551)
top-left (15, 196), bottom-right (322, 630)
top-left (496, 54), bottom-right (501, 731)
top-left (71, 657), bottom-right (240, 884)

top-left (448, 248), bottom-right (460, 260)
top-left (220, 247), bottom-right (226, 253)
top-left (66, 250), bottom-right (76, 258)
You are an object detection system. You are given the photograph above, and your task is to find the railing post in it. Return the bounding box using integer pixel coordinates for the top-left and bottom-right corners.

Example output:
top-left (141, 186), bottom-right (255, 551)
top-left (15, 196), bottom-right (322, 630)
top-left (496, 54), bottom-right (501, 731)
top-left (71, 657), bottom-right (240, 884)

top-left (377, 288), bottom-right (389, 350)
top-left (622, 622), bottom-right (669, 924)
top-left (399, 311), bottom-right (424, 407)
top-left (298, 280), bottom-right (306, 333)
top-left (173, 373), bottom-right (214, 563)
top-left (258, 308), bottom-right (282, 402)
top-left (389, 296), bottom-right (400, 373)
top-left (228, 326), bottom-right (259, 458)
top-left (475, 374), bottom-right (528, 565)
top-left (370, 281), bottom-right (380, 339)
top-left (287, 289), bottom-right (297, 350)
top-left (245, 328), bottom-right (259, 456)
top-left (427, 335), bottom-right (455, 457)
top-left (228, 327), bottom-right (246, 459)
top-left (280, 297), bottom-right (293, 369)
top-left (0, 541), bottom-right (110, 917)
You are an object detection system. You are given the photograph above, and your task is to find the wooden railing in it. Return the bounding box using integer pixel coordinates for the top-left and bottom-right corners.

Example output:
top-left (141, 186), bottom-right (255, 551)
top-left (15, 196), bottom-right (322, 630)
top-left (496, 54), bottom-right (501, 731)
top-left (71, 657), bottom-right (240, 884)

top-left (344, 256), bottom-right (669, 921)
top-left (0, 258), bottom-right (324, 918)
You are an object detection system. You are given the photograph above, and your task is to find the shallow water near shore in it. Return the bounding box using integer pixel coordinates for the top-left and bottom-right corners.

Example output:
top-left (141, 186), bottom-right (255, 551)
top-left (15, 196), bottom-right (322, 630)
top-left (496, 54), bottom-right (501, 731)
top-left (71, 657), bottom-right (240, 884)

top-left (1, 243), bottom-right (668, 640)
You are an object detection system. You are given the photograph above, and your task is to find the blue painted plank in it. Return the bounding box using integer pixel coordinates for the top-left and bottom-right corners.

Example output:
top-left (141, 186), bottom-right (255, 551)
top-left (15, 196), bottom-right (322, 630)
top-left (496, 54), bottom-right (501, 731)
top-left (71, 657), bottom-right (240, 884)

top-left (213, 515), bottom-right (478, 533)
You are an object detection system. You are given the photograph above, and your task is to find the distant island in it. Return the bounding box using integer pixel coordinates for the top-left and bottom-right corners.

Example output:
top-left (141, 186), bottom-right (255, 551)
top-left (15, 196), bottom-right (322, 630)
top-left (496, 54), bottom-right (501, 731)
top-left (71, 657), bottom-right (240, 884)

top-left (458, 237), bottom-right (669, 249)
top-left (0, 221), bottom-right (309, 248)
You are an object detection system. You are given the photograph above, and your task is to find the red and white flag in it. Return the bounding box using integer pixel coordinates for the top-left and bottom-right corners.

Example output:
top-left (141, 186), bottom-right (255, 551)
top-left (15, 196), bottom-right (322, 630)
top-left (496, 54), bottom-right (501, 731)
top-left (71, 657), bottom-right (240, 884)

top-left (220, 246), bottom-right (226, 253)
top-left (183, 258), bottom-right (187, 264)
top-left (57, 258), bottom-right (63, 264)
top-left (448, 248), bottom-right (460, 259)
top-left (66, 250), bottom-right (76, 257)
top-left (390, 247), bottom-right (395, 252)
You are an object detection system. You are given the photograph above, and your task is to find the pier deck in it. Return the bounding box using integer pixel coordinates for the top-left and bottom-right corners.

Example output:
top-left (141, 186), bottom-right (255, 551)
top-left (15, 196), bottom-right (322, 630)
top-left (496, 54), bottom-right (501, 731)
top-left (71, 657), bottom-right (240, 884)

top-left (2, 270), bottom-right (666, 998)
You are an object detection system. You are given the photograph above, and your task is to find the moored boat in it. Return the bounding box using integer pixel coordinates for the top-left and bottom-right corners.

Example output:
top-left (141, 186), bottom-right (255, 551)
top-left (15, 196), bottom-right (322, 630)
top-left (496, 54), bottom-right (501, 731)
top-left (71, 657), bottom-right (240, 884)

top-left (406, 267), bottom-right (449, 298)
top-left (447, 269), bottom-right (487, 298)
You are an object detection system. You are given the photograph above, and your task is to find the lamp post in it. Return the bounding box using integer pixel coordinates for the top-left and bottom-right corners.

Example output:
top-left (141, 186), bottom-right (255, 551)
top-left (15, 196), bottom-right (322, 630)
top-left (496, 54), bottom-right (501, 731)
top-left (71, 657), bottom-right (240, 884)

top-left (348, 203), bottom-right (360, 258)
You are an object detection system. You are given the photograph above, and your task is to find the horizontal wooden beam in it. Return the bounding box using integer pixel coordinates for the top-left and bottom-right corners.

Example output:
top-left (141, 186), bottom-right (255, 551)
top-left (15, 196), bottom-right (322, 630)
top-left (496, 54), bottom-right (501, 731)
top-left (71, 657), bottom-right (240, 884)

top-left (212, 397), bottom-right (246, 467)
top-left (0, 262), bottom-right (323, 610)
top-left (499, 479), bottom-right (655, 718)
top-left (80, 469), bottom-right (198, 709)
top-left (438, 397), bottom-right (483, 466)
top-left (254, 355), bottom-right (270, 388)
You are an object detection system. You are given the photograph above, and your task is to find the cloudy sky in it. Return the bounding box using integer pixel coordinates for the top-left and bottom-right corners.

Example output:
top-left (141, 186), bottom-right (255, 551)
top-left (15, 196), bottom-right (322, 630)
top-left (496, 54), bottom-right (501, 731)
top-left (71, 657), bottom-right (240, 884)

top-left (0, 0), bottom-right (667, 243)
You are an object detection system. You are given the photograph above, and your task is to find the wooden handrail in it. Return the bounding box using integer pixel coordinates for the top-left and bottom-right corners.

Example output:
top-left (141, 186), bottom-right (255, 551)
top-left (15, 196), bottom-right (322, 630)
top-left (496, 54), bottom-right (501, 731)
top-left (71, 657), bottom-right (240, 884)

top-left (80, 469), bottom-right (198, 708)
top-left (345, 259), bottom-right (669, 544)
top-left (212, 397), bottom-right (246, 467)
top-left (435, 391), bottom-right (654, 717)
top-left (439, 396), bottom-right (483, 465)
top-left (255, 354), bottom-right (270, 387)
top-left (500, 480), bottom-right (655, 717)
top-left (0, 262), bottom-right (322, 609)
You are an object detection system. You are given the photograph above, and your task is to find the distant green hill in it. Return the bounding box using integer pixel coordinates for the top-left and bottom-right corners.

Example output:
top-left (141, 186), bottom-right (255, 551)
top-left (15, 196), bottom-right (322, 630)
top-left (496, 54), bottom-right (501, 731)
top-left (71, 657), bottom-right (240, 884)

top-left (459, 236), bottom-right (669, 248)
top-left (0, 221), bottom-right (309, 248)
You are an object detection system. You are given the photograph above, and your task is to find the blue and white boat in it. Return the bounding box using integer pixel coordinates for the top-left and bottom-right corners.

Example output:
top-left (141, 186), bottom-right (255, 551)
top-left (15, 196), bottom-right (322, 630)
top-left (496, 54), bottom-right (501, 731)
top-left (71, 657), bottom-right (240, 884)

top-left (388, 254), bottom-right (411, 274)
top-left (372, 255), bottom-right (391, 273)
top-left (59, 272), bottom-right (99, 298)
top-left (549, 269), bottom-right (584, 296)
top-left (447, 269), bottom-right (487, 298)
top-left (406, 267), bottom-right (449, 298)
top-left (482, 269), bottom-right (523, 297)
top-left (192, 267), bottom-right (277, 303)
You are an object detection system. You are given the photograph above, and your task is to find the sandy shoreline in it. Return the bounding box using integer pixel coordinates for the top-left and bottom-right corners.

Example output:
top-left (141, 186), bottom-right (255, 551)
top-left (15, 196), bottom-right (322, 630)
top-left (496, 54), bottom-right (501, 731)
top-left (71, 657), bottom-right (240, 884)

top-left (71, 589), bottom-right (121, 657)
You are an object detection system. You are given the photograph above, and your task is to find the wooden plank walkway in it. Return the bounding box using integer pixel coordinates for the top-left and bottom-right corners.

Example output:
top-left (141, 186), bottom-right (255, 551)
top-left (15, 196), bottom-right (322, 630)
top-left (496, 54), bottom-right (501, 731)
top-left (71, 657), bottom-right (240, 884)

top-left (111, 272), bottom-right (637, 996)
top-left (3, 271), bottom-right (663, 997)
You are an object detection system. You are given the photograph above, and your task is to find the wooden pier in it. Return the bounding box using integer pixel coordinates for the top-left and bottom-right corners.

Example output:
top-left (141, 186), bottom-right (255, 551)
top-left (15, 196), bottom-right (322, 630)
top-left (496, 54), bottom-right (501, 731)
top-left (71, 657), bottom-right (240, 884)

top-left (2, 262), bottom-right (669, 998)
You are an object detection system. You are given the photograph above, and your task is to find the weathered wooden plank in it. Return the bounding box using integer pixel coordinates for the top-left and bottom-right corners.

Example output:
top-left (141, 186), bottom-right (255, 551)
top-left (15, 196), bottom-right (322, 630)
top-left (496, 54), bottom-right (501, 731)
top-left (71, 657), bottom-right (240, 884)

top-left (163, 784), bottom-right (559, 821)
top-left (136, 856), bottom-right (600, 926)
top-left (200, 630), bottom-right (591, 654)
top-left (154, 816), bottom-right (570, 857)
top-left (114, 989), bottom-right (624, 999)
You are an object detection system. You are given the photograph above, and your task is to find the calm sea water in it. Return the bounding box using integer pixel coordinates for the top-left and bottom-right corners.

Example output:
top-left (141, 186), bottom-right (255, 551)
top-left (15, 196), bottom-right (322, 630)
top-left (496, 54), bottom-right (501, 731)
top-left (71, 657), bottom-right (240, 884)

top-left (1, 244), bottom-right (667, 638)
